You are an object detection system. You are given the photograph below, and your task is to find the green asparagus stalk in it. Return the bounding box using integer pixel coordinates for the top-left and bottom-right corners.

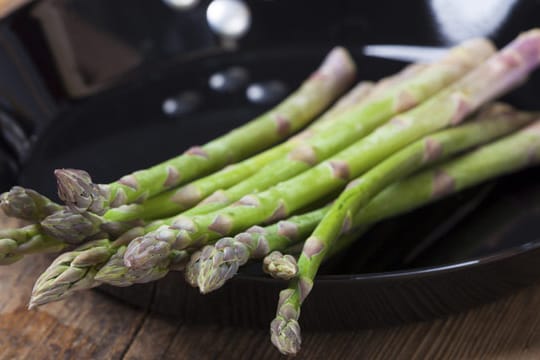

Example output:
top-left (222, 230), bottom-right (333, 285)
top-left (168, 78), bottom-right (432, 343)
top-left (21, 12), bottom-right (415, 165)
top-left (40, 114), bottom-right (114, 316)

top-left (100, 63), bottom-right (426, 223)
top-left (46, 63), bottom-right (432, 233)
top-left (192, 103), bottom-right (534, 292)
top-left (101, 111), bottom-right (540, 291)
top-left (0, 225), bottom-right (65, 265)
top-left (174, 38), bottom-right (494, 217)
top-left (0, 186), bottom-right (62, 222)
top-left (103, 64), bottom-right (428, 223)
top-left (0, 224), bottom-right (39, 244)
top-left (32, 113), bottom-right (540, 304)
top-left (102, 81), bottom-right (375, 223)
top-left (186, 209), bottom-right (327, 289)
top-left (23, 45), bottom-right (472, 274)
top-left (287, 116), bottom-right (540, 264)
top-left (26, 80), bottom-right (374, 253)
top-left (55, 47), bottom-right (357, 215)
top-left (271, 117), bottom-right (540, 355)
top-left (110, 102), bottom-right (528, 288)
top-left (52, 93), bottom-right (386, 244)
top-left (124, 30), bottom-right (540, 272)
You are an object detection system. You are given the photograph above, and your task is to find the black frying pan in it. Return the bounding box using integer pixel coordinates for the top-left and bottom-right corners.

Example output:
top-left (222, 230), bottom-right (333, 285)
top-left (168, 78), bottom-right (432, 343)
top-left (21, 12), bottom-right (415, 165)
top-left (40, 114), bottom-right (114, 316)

top-left (1, 0), bottom-right (540, 330)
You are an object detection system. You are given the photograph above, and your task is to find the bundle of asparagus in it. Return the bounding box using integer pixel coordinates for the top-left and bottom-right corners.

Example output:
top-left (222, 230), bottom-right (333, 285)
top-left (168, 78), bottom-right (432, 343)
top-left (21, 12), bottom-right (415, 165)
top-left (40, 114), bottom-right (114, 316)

top-left (2, 29), bottom-right (540, 356)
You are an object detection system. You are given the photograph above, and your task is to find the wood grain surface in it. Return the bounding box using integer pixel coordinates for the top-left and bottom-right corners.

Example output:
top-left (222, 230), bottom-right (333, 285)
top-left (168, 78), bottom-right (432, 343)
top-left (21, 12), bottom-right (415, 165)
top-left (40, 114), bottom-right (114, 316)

top-left (1, 215), bottom-right (540, 359)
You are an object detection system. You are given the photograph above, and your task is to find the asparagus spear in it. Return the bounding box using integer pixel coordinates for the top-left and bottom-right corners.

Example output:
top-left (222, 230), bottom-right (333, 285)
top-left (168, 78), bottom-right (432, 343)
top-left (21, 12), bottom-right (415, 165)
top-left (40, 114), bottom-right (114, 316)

top-left (40, 209), bottom-right (103, 244)
top-left (192, 103), bottom-right (534, 292)
top-left (0, 185), bottom-right (139, 244)
top-left (23, 55), bottom-right (489, 244)
top-left (0, 186), bottom-right (62, 222)
top-left (124, 30), bottom-right (540, 272)
top-left (31, 115), bottom-right (540, 305)
top-left (93, 245), bottom-right (188, 287)
top-left (271, 117), bottom-right (540, 355)
top-left (40, 208), bottom-right (143, 244)
top-left (103, 65), bottom-right (426, 223)
top-left (28, 227), bottom-right (145, 307)
top-left (28, 239), bottom-right (113, 308)
top-left (184, 209), bottom-right (325, 288)
top-left (0, 225), bottom-right (64, 265)
top-left (107, 102), bottom-right (530, 288)
top-left (99, 63), bottom-right (424, 223)
top-left (55, 47), bottom-right (357, 215)
top-left (37, 63), bottom-right (434, 234)
top-left (29, 216), bottom-right (192, 306)
top-left (25, 80), bottom-right (375, 251)
top-left (102, 81), bottom-right (375, 222)
top-left (263, 251), bottom-right (298, 280)
top-left (174, 38), bottom-right (495, 217)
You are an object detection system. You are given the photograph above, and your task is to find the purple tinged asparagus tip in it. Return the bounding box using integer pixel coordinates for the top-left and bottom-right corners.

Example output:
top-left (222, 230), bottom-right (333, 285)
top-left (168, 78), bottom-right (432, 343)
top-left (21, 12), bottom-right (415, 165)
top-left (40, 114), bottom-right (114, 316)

top-left (270, 316), bottom-right (302, 356)
top-left (0, 186), bottom-right (59, 221)
top-left (123, 227), bottom-right (175, 269)
top-left (41, 209), bottom-right (102, 244)
top-left (96, 246), bottom-right (173, 286)
top-left (196, 237), bottom-right (251, 294)
top-left (55, 169), bottom-right (108, 215)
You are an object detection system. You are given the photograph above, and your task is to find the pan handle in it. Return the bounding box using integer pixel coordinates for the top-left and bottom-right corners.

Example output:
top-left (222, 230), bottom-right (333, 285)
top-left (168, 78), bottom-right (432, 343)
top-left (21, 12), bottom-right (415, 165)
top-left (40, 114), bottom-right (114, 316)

top-left (0, 105), bottom-right (32, 164)
top-left (0, 140), bottom-right (18, 191)
top-left (0, 20), bottom-right (57, 136)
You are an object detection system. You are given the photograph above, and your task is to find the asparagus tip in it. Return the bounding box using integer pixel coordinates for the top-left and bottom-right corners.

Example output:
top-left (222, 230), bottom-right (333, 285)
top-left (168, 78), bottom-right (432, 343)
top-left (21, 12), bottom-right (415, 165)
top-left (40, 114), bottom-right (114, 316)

top-left (197, 237), bottom-right (250, 294)
top-left (318, 46), bottom-right (357, 84)
top-left (263, 251), bottom-right (298, 280)
top-left (0, 186), bottom-right (47, 221)
top-left (123, 229), bottom-right (173, 269)
top-left (184, 251), bottom-right (202, 287)
top-left (270, 316), bottom-right (302, 356)
top-left (55, 168), bottom-right (107, 214)
top-left (95, 245), bottom-right (172, 286)
top-left (41, 209), bottom-right (102, 244)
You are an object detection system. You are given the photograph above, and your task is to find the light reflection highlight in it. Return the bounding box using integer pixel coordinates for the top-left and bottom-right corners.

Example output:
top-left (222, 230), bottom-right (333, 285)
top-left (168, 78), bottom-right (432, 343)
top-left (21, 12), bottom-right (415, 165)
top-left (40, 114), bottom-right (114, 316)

top-left (430, 0), bottom-right (517, 44)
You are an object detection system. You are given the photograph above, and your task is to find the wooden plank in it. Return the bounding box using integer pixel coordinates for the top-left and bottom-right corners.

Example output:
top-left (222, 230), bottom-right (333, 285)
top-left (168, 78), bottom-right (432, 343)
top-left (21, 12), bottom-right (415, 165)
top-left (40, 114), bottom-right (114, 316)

top-left (0, 253), bottom-right (147, 360)
top-left (1, 266), bottom-right (540, 360)
top-left (124, 284), bottom-right (540, 360)
top-left (122, 314), bottom-right (179, 360)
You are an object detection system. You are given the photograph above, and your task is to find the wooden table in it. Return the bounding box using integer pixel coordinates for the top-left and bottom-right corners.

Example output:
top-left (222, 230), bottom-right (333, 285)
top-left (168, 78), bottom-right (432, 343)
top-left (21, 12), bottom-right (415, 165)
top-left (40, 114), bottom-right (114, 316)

top-left (2, 217), bottom-right (540, 359)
